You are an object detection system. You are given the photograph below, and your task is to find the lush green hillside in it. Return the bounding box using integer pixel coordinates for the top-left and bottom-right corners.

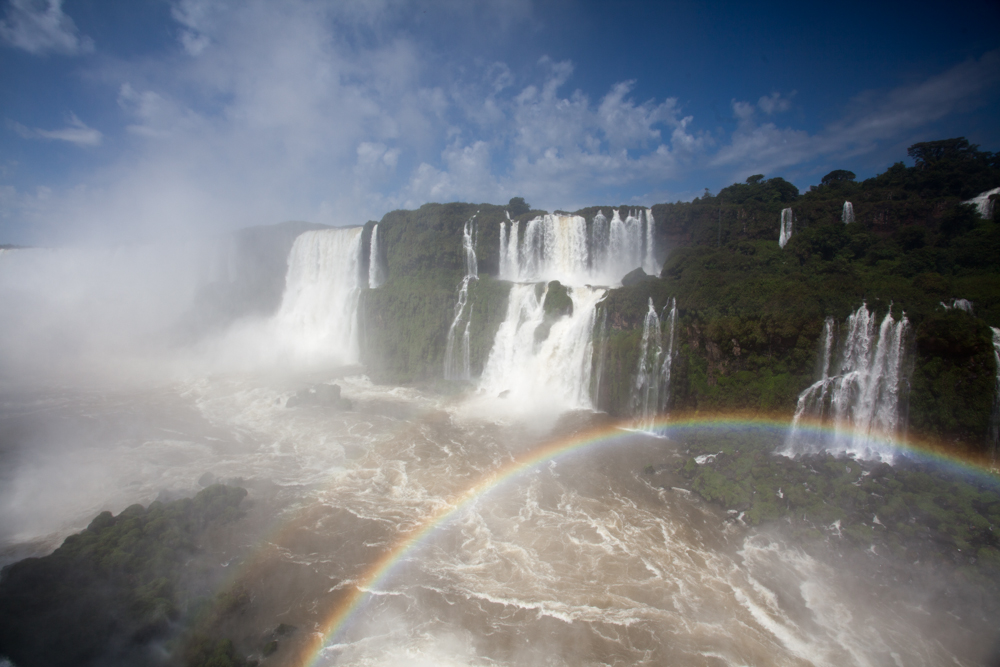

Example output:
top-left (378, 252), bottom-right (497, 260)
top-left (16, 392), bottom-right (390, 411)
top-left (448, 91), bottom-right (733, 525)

top-left (358, 203), bottom-right (514, 384)
top-left (0, 485), bottom-right (248, 667)
top-left (351, 138), bottom-right (999, 455)
top-left (594, 138), bottom-right (1000, 455)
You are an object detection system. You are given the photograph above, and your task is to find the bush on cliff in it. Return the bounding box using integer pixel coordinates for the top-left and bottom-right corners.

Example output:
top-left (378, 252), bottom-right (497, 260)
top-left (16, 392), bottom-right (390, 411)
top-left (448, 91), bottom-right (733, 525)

top-left (0, 485), bottom-right (247, 667)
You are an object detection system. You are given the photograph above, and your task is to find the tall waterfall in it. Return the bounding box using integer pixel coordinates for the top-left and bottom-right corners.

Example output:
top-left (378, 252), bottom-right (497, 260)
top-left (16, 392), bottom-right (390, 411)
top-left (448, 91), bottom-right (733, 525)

top-left (782, 304), bottom-right (909, 460)
top-left (842, 201), bottom-right (854, 224)
top-left (990, 327), bottom-right (1000, 465)
top-left (368, 224), bottom-right (384, 288)
top-left (500, 209), bottom-right (657, 285)
top-left (444, 216), bottom-right (478, 381)
top-left (660, 297), bottom-right (678, 413)
top-left (632, 299), bottom-right (663, 429)
top-left (779, 208), bottom-right (794, 248)
top-left (630, 297), bottom-right (677, 430)
top-left (478, 284), bottom-right (604, 410)
top-left (272, 227), bottom-right (364, 364)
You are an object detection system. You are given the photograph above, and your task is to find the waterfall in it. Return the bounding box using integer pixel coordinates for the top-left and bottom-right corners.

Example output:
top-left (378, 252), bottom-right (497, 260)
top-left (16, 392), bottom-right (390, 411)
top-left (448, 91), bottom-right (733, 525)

top-left (485, 206), bottom-right (656, 411)
top-left (629, 297), bottom-right (677, 430)
top-left (499, 208), bottom-right (656, 285)
top-left (842, 201), bottom-right (854, 224)
top-left (272, 227), bottom-right (364, 364)
top-left (990, 327), bottom-right (1000, 465)
top-left (963, 186), bottom-right (1000, 219)
top-left (591, 307), bottom-right (608, 407)
top-left (779, 208), bottom-right (793, 248)
top-left (445, 216), bottom-right (479, 381)
top-left (632, 299), bottom-right (663, 429)
top-left (660, 297), bottom-right (678, 413)
top-left (478, 284), bottom-right (605, 410)
top-left (782, 305), bottom-right (909, 461)
top-left (368, 224), bottom-right (384, 288)
top-left (643, 209), bottom-right (659, 275)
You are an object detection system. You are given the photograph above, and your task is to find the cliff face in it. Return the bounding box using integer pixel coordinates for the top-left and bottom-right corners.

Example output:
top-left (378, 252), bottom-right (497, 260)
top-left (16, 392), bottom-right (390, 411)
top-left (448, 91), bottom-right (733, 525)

top-left (233, 140), bottom-right (1000, 457)
top-left (594, 168), bottom-right (1000, 454)
top-left (357, 203), bottom-right (513, 384)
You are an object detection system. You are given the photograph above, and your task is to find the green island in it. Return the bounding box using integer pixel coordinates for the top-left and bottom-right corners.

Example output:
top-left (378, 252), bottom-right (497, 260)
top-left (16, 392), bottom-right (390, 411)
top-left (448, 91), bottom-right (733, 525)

top-left (0, 485), bottom-right (253, 667)
top-left (651, 426), bottom-right (1000, 611)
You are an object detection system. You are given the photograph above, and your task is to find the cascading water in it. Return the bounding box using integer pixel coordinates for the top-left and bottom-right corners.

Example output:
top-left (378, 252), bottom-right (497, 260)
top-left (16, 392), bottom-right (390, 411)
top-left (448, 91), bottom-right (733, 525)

top-left (842, 201), bottom-right (854, 224)
top-left (782, 304), bottom-right (909, 460)
top-left (271, 227), bottom-right (364, 365)
top-left (963, 186), bottom-right (1000, 219)
top-left (778, 208), bottom-right (793, 248)
top-left (659, 297), bottom-right (677, 413)
top-left (591, 307), bottom-right (608, 406)
top-left (632, 299), bottom-right (663, 429)
top-left (630, 297), bottom-right (677, 430)
top-left (368, 224), bottom-right (384, 288)
top-left (990, 327), bottom-right (1000, 465)
top-left (478, 284), bottom-right (604, 411)
top-left (483, 207), bottom-right (658, 411)
top-left (444, 216), bottom-right (479, 381)
top-left (499, 209), bottom-right (657, 286)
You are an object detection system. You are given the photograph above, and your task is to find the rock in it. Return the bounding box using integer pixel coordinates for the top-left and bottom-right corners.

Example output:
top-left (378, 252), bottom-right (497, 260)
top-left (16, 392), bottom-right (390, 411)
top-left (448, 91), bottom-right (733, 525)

top-left (621, 267), bottom-right (651, 286)
top-left (286, 384), bottom-right (352, 410)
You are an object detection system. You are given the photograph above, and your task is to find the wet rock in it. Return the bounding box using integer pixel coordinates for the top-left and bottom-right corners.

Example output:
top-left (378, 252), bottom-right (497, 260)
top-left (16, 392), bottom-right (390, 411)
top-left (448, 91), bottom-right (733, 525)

top-left (286, 384), bottom-right (352, 410)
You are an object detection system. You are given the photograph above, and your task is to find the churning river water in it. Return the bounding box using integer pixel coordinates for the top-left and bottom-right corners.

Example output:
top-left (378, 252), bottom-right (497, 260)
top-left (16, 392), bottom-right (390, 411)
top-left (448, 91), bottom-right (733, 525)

top-left (1, 371), bottom-right (993, 667)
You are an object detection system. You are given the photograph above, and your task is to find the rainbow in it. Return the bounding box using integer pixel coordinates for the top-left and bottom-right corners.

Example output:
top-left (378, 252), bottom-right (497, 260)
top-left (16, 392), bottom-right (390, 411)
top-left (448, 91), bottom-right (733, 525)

top-left (291, 413), bottom-right (998, 666)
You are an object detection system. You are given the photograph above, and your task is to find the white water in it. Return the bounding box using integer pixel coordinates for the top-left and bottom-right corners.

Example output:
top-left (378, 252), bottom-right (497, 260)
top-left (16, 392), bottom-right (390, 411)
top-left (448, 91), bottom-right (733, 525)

top-left (783, 305), bottom-right (909, 460)
top-left (963, 186), bottom-right (1000, 219)
top-left (500, 209), bottom-right (657, 286)
top-left (660, 297), bottom-right (678, 414)
top-left (368, 224), bottom-right (384, 289)
top-left (631, 297), bottom-right (678, 431)
top-left (268, 227), bottom-right (365, 366)
top-left (0, 238), bottom-right (991, 666)
top-left (444, 217), bottom-right (479, 381)
top-left (477, 284), bottom-right (604, 413)
top-left (0, 374), bottom-right (986, 666)
top-left (632, 299), bottom-right (663, 429)
top-left (941, 298), bottom-right (973, 313)
top-left (779, 208), bottom-right (794, 248)
top-left (842, 201), bottom-right (854, 224)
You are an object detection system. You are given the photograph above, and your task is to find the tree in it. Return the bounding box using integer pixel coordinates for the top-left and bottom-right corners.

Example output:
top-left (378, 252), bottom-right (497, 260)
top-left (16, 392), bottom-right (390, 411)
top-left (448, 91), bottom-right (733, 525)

top-left (821, 169), bottom-right (856, 185)
top-left (507, 197), bottom-right (530, 217)
top-left (907, 137), bottom-right (979, 169)
top-left (746, 174), bottom-right (765, 184)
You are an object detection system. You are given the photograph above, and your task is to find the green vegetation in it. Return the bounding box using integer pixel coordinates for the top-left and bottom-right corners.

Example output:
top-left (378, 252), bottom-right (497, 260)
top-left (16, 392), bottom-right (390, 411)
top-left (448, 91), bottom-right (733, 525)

top-left (593, 138), bottom-right (1000, 453)
top-left (0, 485), bottom-right (248, 667)
top-left (358, 202), bottom-right (515, 384)
top-left (664, 428), bottom-right (1000, 588)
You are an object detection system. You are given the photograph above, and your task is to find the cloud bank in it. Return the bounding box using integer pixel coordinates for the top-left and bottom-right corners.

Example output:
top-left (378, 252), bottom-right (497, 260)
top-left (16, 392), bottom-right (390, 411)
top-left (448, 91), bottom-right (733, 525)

top-left (1, 0), bottom-right (997, 244)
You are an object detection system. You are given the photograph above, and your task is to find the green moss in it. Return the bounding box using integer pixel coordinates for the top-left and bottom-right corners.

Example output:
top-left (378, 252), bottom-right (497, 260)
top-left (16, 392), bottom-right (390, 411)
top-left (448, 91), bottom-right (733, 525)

top-left (670, 428), bottom-right (1000, 587)
top-left (0, 485), bottom-right (248, 667)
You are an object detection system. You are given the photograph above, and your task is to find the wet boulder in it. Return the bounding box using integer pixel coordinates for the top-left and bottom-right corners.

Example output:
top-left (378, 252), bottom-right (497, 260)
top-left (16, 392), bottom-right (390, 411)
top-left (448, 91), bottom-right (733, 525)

top-left (286, 384), bottom-right (353, 410)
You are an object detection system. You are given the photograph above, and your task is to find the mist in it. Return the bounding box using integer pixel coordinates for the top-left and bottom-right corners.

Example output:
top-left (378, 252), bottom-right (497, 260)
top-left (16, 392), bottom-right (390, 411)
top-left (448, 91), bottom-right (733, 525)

top-left (2, 1), bottom-right (1000, 666)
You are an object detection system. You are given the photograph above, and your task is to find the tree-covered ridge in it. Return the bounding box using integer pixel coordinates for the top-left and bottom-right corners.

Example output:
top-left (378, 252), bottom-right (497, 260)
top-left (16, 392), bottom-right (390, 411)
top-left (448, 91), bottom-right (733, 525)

top-left (0, 485), bottom-right (248, 667)
top-left (593, 138), bottom-right (1000, 454)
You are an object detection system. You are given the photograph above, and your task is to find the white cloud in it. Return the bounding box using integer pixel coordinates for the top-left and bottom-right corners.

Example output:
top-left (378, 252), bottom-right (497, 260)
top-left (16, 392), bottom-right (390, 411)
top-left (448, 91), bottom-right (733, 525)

top-left (0, 0), bottom-right (92, 55)
top-left (3, 1), bottom-right (997, 244)
top-left (7, 113), bottom-right (102, 146)
top-left (757, 91), bottom-right (792, 115)
top-left (712, 50), bottom-right (1000, 179)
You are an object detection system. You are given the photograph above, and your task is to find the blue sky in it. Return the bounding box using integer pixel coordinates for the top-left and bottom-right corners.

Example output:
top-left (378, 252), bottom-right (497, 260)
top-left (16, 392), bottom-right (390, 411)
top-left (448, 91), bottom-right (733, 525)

top-left (1, 0), bottom-right (998, 244)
